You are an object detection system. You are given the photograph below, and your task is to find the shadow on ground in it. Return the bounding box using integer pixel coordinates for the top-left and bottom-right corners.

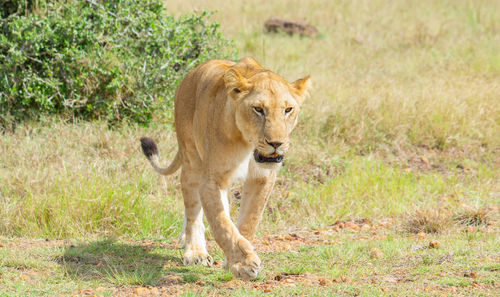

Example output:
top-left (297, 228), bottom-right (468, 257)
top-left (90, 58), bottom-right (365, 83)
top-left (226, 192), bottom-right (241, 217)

top-left (57, 239), bottom-right (193, 286)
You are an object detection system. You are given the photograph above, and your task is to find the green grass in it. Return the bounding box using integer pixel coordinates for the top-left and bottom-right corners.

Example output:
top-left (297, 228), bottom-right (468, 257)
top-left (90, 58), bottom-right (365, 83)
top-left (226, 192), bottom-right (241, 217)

top-left (275, 156), bottom-right (498, 227)
top-left (1, 226), bottom-right (498, 296)
top-left (0, 0), bottom-right (498, 239)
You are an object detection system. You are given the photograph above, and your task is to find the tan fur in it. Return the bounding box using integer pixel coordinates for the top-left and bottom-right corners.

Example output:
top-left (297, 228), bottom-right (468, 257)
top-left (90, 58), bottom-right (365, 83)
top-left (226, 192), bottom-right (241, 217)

top-left (141, 57), bottom-right (310, 279)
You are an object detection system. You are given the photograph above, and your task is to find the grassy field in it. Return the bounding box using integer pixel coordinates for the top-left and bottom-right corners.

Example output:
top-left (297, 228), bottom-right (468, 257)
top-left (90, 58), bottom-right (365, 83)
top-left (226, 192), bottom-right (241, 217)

top-left (1, 0), bottom-right (499, 295)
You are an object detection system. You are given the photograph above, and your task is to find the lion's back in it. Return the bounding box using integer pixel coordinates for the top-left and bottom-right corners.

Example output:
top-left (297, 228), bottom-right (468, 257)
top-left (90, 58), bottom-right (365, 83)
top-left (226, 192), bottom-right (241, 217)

top-left (173, 59), bottom-right (235, 155)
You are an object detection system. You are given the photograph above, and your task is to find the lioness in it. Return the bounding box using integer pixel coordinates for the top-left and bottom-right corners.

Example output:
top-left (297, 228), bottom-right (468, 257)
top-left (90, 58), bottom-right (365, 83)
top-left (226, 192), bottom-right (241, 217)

top-left (140, 57), bottom-right (310, 279)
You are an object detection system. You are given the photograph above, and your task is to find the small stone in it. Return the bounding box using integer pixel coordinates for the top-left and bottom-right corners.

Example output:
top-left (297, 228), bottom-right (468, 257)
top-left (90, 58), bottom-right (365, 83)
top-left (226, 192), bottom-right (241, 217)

top-left (150, 287), bottom-right (160, 294)
top-left (263, 288), bottom-right (272, 293)
top-left (464, 271), bottom-right (478, 278)
top-left (167, 275), bottom-right (182, 282)
top-left (96, 261), bottom-right (103, 268)
top-left (318, 278), bottom-right (332, 286)
top-left (196, 280), bottom-right (205, 285)
top-left (381, 288), bottom-right (389, 292)
top-left (134, 287), bottom-right (149, 295)
top-left (370, 248), bottom-right (384, 259)
top-left (429, 240), bottom-right (441, 248)
top-left (0, 243), bottom-right (5, 248)
top-left (487, 221), bottom-right (496, 226)
top-left (345, 221), bottom-right (360, 231)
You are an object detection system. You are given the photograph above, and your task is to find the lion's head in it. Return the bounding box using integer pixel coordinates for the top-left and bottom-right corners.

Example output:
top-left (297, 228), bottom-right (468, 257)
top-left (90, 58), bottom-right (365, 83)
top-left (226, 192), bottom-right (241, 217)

top-left (224, 57), bottom-right (310, 167)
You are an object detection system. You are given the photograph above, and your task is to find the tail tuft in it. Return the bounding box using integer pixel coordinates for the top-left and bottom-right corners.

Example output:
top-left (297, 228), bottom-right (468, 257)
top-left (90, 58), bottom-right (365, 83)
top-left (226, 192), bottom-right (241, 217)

top-left (140, 137), bottom-right (158, 159)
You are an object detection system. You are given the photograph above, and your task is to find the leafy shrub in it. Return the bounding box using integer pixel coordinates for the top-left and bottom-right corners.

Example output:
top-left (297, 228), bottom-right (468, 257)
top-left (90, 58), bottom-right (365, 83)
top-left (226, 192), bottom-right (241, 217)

top-left (0, 0), bottom-right (236, 126)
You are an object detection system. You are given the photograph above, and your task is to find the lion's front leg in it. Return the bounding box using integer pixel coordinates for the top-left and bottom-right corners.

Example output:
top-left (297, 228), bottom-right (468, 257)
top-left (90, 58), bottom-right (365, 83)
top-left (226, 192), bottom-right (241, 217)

top-left (199, 180), bottom-right (261, 280)
top-left (237, 162), bottom-right (277, 241)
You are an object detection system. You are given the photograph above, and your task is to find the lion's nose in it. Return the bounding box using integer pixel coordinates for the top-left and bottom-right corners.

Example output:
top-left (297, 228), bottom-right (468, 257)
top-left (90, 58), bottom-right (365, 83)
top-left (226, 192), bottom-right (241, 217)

top-left (266, 140), bottom-right (283, 148)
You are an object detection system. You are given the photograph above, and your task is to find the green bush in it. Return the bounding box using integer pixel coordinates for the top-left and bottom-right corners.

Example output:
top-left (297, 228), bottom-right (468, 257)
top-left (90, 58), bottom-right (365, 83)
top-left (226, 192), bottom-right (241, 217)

top-left (0, 0), bottom-right (236, 126)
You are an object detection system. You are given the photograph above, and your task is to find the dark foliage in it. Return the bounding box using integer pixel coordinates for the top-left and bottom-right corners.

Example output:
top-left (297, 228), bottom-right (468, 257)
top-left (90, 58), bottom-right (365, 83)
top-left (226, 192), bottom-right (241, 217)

top-left (0, 0), bottom-right (235, 126)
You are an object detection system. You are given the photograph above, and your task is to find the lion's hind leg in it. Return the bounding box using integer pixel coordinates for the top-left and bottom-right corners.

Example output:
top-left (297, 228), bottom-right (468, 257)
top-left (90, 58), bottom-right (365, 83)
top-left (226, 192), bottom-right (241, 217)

top-left (180, 168), bottom-right (212, 266)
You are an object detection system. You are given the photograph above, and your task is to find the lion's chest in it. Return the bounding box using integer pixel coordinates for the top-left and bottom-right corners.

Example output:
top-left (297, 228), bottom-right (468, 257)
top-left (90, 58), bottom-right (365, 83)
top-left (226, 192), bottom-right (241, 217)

top-left (231, 152), bottom-right (252, 182)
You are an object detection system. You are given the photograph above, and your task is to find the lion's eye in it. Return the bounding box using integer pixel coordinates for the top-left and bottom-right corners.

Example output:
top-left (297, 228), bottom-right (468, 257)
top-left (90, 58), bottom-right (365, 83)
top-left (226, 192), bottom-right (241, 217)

top-left (285, 107), bottom-right (293, 114)
top-left (253, 106), bottom-right (264, 115)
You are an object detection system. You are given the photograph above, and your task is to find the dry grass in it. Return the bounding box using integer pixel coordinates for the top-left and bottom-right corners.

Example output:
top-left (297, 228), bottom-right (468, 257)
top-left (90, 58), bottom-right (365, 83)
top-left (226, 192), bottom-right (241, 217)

top-left (403, 208), bottom-right (454, 234)
top-left (169, 0), bottom-right (500, 156)
top-left (403, 205), bottom-right (499, 234)
top-left (0, 121), bottom-right (182, 237)
top-left (454, 205), bottom-right (498, 226)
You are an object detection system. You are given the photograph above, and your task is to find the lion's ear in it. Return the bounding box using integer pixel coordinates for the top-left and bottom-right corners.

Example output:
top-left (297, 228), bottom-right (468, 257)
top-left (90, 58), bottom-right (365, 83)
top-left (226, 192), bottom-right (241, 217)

top-left (224, 68), bottom-right (251, 99)
top-left (239, 56), bottom-right (263, 69)
top-left (290, 75), bottom-right (311, 104)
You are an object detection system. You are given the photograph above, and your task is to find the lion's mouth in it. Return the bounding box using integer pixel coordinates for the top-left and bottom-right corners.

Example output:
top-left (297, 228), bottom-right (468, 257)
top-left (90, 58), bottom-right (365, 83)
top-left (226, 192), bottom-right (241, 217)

top-left (253, 150), bottom-right (283, 163)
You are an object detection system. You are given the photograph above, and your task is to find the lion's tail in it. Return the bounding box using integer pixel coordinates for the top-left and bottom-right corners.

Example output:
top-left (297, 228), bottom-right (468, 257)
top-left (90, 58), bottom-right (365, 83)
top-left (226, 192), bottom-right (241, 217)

top-left (140, 137), bottom-right (181, 176)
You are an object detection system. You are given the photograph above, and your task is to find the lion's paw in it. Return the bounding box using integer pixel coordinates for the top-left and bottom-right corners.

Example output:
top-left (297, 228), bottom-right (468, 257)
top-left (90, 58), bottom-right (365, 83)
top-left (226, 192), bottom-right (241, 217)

top-left (183, 250), bottom-right (213, 267)
top-left (229, 253), bottom-right (261, 280)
